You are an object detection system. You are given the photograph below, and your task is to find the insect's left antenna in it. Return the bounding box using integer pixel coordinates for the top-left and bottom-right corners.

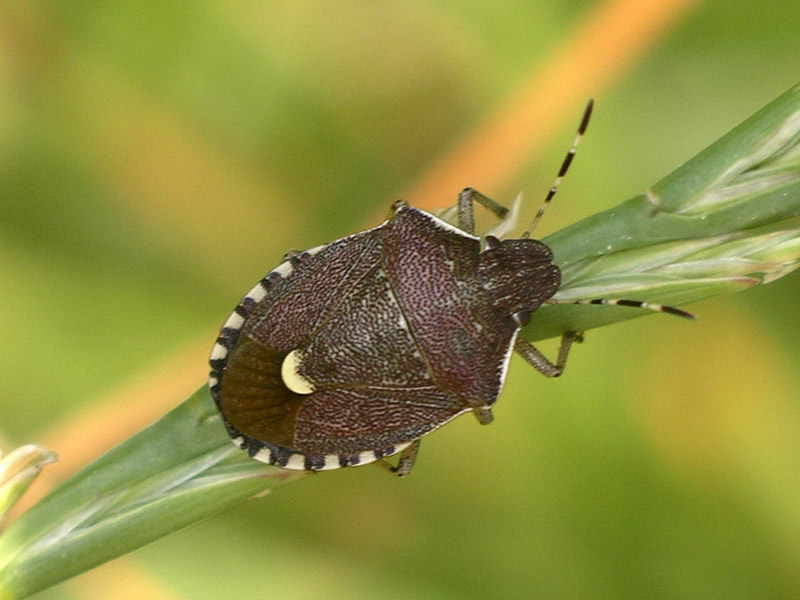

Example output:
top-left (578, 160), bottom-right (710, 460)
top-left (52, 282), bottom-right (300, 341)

top-left (521, 99), bottom-right (594, 240)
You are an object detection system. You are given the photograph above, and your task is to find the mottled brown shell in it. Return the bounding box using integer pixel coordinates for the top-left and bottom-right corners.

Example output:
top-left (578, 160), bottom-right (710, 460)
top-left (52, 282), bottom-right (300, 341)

top-left (209, 205), bottom-right (560, 471)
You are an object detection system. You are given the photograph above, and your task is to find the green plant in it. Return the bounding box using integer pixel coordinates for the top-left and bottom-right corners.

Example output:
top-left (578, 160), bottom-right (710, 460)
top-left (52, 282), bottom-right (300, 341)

top-left (1, 83), bottom-right (800, 600)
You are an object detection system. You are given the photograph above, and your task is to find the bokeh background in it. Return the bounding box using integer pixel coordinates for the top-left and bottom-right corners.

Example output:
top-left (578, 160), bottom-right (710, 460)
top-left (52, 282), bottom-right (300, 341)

top-left (3, 1), bottom-right (800, 598)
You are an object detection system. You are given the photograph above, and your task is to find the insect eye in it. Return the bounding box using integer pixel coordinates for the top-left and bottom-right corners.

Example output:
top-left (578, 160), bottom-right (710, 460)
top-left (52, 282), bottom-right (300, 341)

top-left (512, 311), bottom-right (531, 327)
top-left (390, 199), bottom-right (408, 213)
top-left (483, 235), bottom-right (501, 251)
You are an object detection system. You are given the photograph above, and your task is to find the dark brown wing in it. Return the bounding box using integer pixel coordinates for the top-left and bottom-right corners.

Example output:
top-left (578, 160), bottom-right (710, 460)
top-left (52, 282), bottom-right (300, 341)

top-left (293, 387), bottom-right (464, 454)
top-left (244, 229), bottom-right (383, 350)
top-left (218, 227), bottom-right (388, 448)
top-left (219, 221), bottom-right (463, 455)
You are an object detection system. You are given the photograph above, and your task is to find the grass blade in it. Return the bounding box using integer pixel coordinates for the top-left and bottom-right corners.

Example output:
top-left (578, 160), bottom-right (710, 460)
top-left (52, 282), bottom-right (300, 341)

top-left (2, 83), bottom-right (800, 599)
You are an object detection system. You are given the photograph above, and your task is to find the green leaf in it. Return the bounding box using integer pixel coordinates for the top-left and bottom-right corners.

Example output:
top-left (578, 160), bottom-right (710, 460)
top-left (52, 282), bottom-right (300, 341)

top-left (2, 83), bottom-right (800, 599)
top-left (0, 446), bottom-right (56, 527)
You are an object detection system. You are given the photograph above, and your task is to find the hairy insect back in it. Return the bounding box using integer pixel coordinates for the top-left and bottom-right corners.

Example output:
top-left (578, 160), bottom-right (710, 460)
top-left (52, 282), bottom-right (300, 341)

top-left (382, 206), bottom-right (518, 405)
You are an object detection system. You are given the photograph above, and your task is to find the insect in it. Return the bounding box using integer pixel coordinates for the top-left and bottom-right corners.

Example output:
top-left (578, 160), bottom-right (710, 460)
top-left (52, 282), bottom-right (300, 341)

top-left (208, 100), bottom-right (692, 476)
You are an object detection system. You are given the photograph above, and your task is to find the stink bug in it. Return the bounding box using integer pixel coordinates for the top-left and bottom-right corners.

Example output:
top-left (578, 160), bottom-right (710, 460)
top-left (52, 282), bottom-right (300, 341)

top-left (209, 100), bottom-right (692, 476)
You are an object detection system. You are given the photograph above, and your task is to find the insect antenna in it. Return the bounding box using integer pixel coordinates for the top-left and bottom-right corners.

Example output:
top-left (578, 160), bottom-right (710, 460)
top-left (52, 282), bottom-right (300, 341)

top-left (546, 297), bottom-right (695, 320)
top-left (521, 99), bottom-right (594, 240)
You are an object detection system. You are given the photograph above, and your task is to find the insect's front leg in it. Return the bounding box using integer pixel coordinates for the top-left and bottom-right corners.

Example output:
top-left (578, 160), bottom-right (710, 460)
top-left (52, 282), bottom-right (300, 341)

top-left (514, 331), bottom-right (583, 378)
top-left (281, 249), bottom-right (301, 262)
top-left (457, 188), bottom-right (510, 235)
top-left (472, 406), bottom-right (494, 425)
top-left (374, 439), bottom-right (421, 477)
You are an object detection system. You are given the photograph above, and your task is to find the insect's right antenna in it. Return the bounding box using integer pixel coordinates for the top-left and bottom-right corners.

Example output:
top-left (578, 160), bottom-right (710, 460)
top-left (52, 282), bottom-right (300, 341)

top-left (521, 99), bottom-right (594, 240)
top-left (546, 297), bottom-right (695, 320)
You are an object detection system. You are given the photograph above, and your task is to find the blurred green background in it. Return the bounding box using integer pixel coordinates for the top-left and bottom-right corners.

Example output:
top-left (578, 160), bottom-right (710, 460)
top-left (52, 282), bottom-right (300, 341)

top-left (3, 1), bottom-right (800, 598)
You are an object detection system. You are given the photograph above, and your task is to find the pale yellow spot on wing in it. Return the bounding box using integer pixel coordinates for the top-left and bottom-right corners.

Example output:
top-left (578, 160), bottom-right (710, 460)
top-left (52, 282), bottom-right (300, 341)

top-left (281, 349), bottom-right (315, 395)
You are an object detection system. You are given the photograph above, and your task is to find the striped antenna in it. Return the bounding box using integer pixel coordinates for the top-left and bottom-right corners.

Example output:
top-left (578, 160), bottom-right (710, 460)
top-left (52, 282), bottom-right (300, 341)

top-left (521, 99), bottom-right (594, 239)
top-left (546, 297), bottom-right (695, 320)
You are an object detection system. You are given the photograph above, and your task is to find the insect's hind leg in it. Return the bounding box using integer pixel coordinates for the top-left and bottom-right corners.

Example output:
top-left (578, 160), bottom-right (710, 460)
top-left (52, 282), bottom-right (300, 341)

top-left (514, 331), bottom-right (583, 378)
top-left (374, 439), bottom-right (421, 477)
top-left (457, 188), bottom-right (510, 235)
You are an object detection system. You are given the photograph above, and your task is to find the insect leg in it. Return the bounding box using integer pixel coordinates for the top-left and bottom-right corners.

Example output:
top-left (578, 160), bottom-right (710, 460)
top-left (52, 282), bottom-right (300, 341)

top-left (457, 187), bottom-right (509, 235)
top-left (472, 406), bottom-right (494, 425)
top-left (514, 331), bottom-right (583, 378)
top-left (374, 439), bottom-right (421, 477)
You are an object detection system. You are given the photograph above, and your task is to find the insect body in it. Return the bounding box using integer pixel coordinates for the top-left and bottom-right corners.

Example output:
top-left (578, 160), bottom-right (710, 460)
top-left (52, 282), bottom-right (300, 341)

top-left (209, 101), bottom-right (691, 475)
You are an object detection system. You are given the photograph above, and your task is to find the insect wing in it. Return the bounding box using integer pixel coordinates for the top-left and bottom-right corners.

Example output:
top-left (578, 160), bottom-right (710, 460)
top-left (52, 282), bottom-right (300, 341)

top-left (243, 230), bottom-right (382, 350)
top-left (293, 387), bottom-right (463, 455)
top-left (218, 228), bottom-right (384, 448)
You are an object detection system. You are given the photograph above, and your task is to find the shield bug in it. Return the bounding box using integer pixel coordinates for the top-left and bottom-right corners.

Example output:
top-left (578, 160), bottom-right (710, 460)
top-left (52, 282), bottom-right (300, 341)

top-left (209, 100), bottom-right (692, 476)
